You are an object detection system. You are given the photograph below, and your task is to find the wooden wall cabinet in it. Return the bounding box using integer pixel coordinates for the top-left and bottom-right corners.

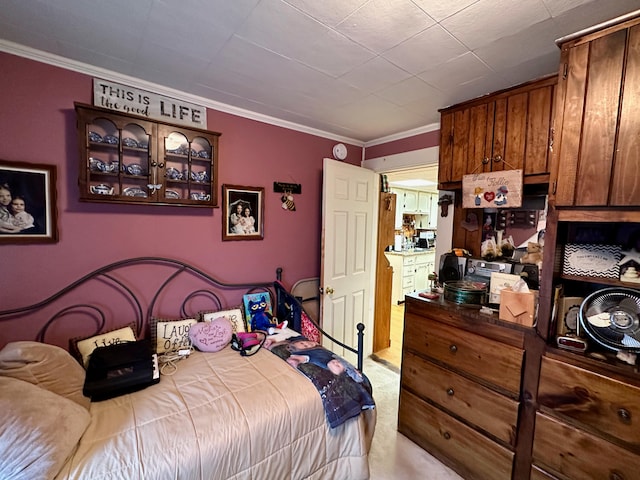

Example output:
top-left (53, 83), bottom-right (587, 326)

top-left (551, 17), bottom-right (640, 207)
top-left (438, 75), bottom-right (556, 190)
top-left (76, 103), bottom-right (220, 207)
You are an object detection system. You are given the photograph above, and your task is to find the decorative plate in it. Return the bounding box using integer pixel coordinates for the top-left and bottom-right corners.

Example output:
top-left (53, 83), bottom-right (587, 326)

top-left (126, 163), bottom-right (144, 176)
top-left (123, 187), bottom-right (148, 198)
top-left (195, 171), bottom-right (208, 182)
top-left (198, 150), bottom-right (210, 159)
top-left (165, 189), bottom-right (181, 199)
top-left (183, 169), bottom-right (198, 181)
top-left (88, 131), bottom-right (103, 143)
top-left (122, 137), bottom-right (139, 148)
top-left (165, 167), bottom-right (183, 180)
top-left (138, 141), bottom-right (149, 150)
top-left (103, 135), bottom-right (119, 145)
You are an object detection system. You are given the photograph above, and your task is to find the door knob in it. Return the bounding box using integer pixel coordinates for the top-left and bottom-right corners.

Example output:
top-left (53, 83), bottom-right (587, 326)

top-left (321, 286), bottom-right (334, 295)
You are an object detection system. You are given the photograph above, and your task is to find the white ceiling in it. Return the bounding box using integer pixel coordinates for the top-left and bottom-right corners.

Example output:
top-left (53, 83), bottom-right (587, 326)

top-left (1, 1), bottom-right (639, 144)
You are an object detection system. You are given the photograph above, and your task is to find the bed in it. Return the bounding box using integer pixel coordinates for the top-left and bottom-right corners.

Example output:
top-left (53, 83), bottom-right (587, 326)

top-left (0, 257), bottom-right (376, 480)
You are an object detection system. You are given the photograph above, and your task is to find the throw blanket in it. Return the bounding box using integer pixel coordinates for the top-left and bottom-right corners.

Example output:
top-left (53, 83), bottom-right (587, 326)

top-left (266, 334), bottom-right (375, 428)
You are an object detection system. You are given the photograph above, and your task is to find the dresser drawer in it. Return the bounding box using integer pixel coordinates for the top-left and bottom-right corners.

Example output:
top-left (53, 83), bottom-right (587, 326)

top-left (530, 465), bottom-right (560, 480)
top-left (399, 389), bottom-right (514, 480)
top-left (402, 351), bottom-right (519, 445)
top-left (538, 356), bottom-right (640, 447)
top-left (403, 317), bottom-right (524, 394)
top-left (533, 412), bottom-right (640, 480)
top-left (402, 275), bottom-right (414, 288)
top-left (403, 256), bottom-right (416, 267)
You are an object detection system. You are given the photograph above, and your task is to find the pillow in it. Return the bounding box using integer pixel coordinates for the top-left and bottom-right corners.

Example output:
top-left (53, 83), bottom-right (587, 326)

top-left (0, 376), bottom-right (91, 480)
top-left (0, 341), bottom-right (90, 410)
top-left (189, 317), bottom-right (232, 352)
top-left (200, 307), bottom-right (245, 333)
top-left (71, 325), bottom-right (137, 368)
top-left (150, 317), bottom-right (197, 354)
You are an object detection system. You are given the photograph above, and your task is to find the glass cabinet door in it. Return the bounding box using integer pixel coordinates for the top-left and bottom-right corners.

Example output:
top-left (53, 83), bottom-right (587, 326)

top-left (79, 108), bottom-right (155, 202)
top-left (158, 125), bottom-right (216, 205)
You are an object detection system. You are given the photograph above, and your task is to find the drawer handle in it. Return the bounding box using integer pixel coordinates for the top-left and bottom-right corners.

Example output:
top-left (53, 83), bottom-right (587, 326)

top-left (446, 388), bottom-right (454, 396)
top-left (443, 431), bottom-right (451, 440)
top-left (618, 408), bottom-right (631, 423)
top-left (449, 344), bottom-right (458, 353)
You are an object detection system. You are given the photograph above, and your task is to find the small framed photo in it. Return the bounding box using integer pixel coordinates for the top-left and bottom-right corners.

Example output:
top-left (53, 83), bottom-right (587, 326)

top-left (222, 184), bottom-right (264, 241)
top-left (0, 160), bottom-right (58, 244)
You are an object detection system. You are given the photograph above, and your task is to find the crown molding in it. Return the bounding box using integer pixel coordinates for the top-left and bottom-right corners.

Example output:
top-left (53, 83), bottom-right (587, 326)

top-left (363, 122), bottom-right (440, 148)
top-left (0, 40), bottom-right (365, 146)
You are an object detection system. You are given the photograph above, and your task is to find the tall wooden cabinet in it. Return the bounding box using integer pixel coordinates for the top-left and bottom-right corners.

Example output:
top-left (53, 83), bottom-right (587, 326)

top-left (438, 75), bottom-right (556, 190)
top-left (551, 17), bottom-right (640, 207)
top-left (404, 10), bottom-right (640, 480)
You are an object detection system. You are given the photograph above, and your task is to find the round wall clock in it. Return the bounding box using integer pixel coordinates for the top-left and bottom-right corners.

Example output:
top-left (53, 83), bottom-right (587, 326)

top-left (332, 143), bottom-right (347, 160)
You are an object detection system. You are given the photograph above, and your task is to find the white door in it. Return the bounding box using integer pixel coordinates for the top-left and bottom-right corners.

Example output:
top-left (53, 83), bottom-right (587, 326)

top-left (321, 158), bottom-right (378, 365)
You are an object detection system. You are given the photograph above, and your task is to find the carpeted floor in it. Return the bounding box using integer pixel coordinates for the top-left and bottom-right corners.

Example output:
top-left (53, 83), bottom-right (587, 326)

top-left (364, 357), bottom-right (463, 480)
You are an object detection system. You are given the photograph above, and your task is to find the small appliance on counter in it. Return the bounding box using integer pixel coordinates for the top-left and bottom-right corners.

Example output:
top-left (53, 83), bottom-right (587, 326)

top-left (438, 250), bottom-right (469, 283)
top-left (464, 258), bottom-right (513, 283)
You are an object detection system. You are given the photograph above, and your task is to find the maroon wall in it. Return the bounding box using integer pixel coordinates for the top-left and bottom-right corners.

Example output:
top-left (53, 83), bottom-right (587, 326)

top-left (0, 52), bottom-right (362, 347)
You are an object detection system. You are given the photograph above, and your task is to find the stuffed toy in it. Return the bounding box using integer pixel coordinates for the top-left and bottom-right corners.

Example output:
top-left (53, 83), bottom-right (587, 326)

top-left (520, 242), bottom-right (544, 268)
top-left (248, 296), bottom-right (287, 334)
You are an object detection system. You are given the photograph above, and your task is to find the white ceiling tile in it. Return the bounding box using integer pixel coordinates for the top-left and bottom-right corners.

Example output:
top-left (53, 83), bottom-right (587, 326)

top-left (235, 0), bottom-right (330, 59)
top-left (340, 56), bottom-right (411, 94)
top-left (418, 52), bottom-right (493, 92)
top-left (383, 24), bottom-right (468, 74)
top-left (474, 19), bottom-right (560, 71)
top-left (289, 27), bottom-right (376, 77)
top-left (441, 0), bottom-right (550, 50)
top-left (412, 0), bottom-right (481, 22)
top-left (541, 0), bottom-right (601, 17)
top-left (336, 0), bottom-right (435, 53)
top-left (2, 0), bottom-right (638, 142)
top-left (377, 76), bottom-right (442, 106)
top-left (282, 0), bottom-right (368, 27)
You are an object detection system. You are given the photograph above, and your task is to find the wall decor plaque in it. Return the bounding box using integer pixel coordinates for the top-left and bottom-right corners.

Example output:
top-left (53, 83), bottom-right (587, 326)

top-left (462, 169), bottom-right (523, 209)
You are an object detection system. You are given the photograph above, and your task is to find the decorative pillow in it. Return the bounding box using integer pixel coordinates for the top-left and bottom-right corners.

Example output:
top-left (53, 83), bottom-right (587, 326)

top-left (189, 317), bottom-right (233, 352)
top-left (0, 341), bottom-right (90, 410)
top-left (150, 317), bottom-right (197, 354)
top-left (71, 325), bottom-right (137, 368)
top-left (0, 376), bottom-right (91, 480)
top-left (200, 307), bottom-right (245, 333)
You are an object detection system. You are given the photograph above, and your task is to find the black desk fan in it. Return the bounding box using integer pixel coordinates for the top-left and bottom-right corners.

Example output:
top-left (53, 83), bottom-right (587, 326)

top-left (579, 287), bottom-right (640, 352)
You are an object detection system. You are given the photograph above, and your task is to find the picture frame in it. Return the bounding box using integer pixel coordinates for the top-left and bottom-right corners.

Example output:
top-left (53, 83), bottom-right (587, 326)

top-left (222, 184), bottom-right (264, 241)
top-left (0, 160), bottom-right (58, 244)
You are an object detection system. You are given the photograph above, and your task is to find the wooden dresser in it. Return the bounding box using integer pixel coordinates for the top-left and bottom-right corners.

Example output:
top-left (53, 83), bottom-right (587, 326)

top-left (398, 296), bottom-right (527, 480)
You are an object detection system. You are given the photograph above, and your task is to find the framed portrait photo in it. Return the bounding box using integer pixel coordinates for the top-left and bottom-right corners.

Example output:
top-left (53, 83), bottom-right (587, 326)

top-left (0, 160), bottom-right (58, 244)
top-left (222, 184), bottom-right (264, 241)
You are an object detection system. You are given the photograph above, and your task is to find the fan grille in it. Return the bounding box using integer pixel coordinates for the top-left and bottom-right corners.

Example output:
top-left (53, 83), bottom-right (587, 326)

top-left (579, 288), bottom-right (640, 351)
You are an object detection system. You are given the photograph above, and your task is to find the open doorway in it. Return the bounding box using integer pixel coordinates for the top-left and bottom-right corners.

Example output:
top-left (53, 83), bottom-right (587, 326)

top-left (373, 165), bottom-right (440, 370)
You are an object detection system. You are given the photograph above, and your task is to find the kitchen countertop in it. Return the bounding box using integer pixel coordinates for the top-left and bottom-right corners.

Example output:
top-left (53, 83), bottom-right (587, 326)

top-left (385, 248), bottom-right (435, 256)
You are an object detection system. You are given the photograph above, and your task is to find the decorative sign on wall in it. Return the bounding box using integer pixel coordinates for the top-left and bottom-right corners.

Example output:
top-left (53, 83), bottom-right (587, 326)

top-left (93, 79), bottom-right (207, 129)
top-left (462, 169), bottom-right (523, 209)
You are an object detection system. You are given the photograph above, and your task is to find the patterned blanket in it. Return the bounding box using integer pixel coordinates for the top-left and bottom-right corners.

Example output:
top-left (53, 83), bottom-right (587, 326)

top-left (265, 334), bottom-right (375, 428)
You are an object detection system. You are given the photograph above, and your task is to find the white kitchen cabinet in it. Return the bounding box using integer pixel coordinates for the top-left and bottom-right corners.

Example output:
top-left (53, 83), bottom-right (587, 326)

top-left (403, 190), bottom-right (418, 212)
top-left (386, 251), bottom-right (437, 303)
top-left (428, 192), bottom-right (439, 228)
top-left (392, 188), bottom-right (404, 229)
top-left (417, 191), bottom-right (430, 213)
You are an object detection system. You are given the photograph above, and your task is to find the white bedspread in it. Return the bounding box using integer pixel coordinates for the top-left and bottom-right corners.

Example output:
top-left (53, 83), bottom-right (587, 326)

top-left (55, 346), bottom-right (375, 480)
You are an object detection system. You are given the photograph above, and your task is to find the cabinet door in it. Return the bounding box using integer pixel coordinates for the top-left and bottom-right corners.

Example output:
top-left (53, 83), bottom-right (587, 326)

top-left (438, 110), bottom-right (468, 186)
top-left (77, 106), bottom-right (156, 203)
top-left (417, 191), bottom-right (430, 213)
top-left (414, 262), bottom-right (429, 291)
top-left (158, 125), bottom-right (218, 206)
top-left (403, 190), bottom-right (418, 212)
top-left (553, 23), bottom-right (640, 206)
top-left (428, 193), bottom-right (438, 228)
